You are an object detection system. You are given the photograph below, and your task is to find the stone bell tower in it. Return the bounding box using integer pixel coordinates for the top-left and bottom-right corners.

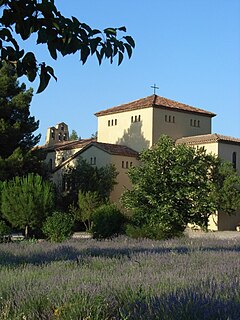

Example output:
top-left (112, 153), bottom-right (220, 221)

top-left (45, 122), bottom-right (69, 146)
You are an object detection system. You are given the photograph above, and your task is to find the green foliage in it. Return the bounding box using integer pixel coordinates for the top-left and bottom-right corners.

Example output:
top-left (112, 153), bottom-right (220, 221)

top-left (62, 158), bottom-right (118, 208)
top-left (92, 204), bottom-right (126, 239)
top-left (211, 161), bottom-right (240, 215)
top-left (42, 211), bottom-right (74, 242)
top-left (74, 191), bottom-right (101, 231)
top-left (125, 223), bottom-right (184, 240)
top-left (122, 135), bottom-right (240, 237)
top-left (0, 0), bottom-right (135, 93)
top-left (69, 129), bottom-right (79, 141)
top-left (1, 173), bottom-right (54, 237)
top-left (0, 220), bottom-right (11, 236)
top-left (0, 62), bottom-right (47, 180)
top-left (0, 219), bottom-right (11, 243)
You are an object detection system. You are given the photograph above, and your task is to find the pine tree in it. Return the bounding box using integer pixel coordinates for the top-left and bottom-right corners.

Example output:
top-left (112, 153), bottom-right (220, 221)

top-left (69, 129), bottom-right (79, 141)
top-left (0, 62), bottom-right (44, 180)
top-left (1, 174), bottom-right (54, 237)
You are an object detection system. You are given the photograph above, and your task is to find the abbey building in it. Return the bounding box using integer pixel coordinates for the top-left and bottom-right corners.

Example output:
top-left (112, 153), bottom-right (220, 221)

top-left (42, 94), bottom-right (240, 231)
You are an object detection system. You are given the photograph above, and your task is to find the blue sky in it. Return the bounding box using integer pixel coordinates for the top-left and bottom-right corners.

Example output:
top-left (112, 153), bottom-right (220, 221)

top-left (21, 0), bottom-right (240, 144)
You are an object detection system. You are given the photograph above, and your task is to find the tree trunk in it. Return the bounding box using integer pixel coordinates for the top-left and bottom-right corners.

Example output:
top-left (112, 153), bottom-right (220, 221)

top-left (25, 225), bottom-right (28, 238)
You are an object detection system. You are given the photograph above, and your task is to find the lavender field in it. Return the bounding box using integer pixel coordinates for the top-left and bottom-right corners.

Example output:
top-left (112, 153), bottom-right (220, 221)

top-left (0, 236), bottom-right (240, 319)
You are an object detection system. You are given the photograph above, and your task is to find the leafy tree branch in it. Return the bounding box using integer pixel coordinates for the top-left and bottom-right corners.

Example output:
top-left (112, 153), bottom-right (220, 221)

top-left (0, 0), bottom-right (135, 93)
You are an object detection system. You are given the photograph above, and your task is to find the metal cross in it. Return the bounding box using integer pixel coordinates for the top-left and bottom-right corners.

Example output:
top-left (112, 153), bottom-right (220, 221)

top-left (151, 84), bottom-right (159, 95)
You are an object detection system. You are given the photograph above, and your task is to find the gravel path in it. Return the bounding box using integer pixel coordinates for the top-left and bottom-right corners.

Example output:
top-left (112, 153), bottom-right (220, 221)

top-left (185, 229), bottom-right (240, 240)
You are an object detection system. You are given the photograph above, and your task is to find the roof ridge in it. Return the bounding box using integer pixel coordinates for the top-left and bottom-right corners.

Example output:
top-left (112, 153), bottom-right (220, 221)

top-left (95, 94), bottom-right (216, 117)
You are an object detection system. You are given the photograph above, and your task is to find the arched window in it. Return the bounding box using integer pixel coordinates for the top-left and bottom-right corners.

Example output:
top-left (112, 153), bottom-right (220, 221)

top-left (131, 116), bottom-right (133, 123)
top-left (126, 161), bottom-right (129, 169)
top-left (115, 119), bottom-right (117, 125)
top-left (197, 120), bottom-right (200, 127)
top-left (122, 161), bottom-right (124, 168)
top-left (138, 115), bottom-right (141, 121)
top-left (135, 115), bottom-right (138, 122)
top-left (51, 129), bottom-right (55, 139)
top-left (108, 120), bottom-right (110, 126)
top-left (232, 152), bottom-right (237, 170)
top-left (173, 116), bottom-right (175, 123)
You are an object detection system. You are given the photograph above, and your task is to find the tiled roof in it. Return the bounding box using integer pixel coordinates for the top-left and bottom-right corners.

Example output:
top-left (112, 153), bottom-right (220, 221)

top-left (176, 134), bottom-right (240, 145)
top-left (95, 95), bottom-right (216, 117)
top-left (90, 142), bottom-right (139, 157)
top-left (53, 142), bottom-right (139, 172)
top-left (41, 138), bottom-right (95, 151)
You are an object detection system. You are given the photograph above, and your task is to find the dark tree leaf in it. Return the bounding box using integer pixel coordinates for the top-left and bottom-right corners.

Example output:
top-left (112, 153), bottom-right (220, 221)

top-left (37, 64), bottom-right (51, 94)
top-left (118, 51), bottom-right (123, 66)
top-left (118, 26), bottom-right (127, 32)
top-left (90, 37), bottom-right (101, 55)
top-left (47, 41), bottom-right (57, 60)
top-left (80, 46), bottom-right (90, 65)
top-left (124, 43), bottom-right (132, 58)
top-left (37, 28), bottom-right (48, 44)
top-left (46, 65), bottom-right (57, 81)
top-left (104, 28), bottom-right (117, 36)
top-left (124, 36), bottom-right (135, 48)
top-left (105, 40), bottom-right (113, 58)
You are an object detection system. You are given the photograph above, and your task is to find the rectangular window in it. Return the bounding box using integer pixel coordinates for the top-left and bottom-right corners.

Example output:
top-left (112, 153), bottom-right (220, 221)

top-left (190, 119), bottom-right (200, 127)
top-left (165, 115), bottom-right (175, 123)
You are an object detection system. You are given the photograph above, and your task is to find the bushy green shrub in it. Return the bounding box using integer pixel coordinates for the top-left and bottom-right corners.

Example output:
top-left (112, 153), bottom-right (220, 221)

top-left (0, 220), bottom-right (11, 242)
top-left (75, 191), bottom-right (101, 231)
top-left (92, 204), bottom-right (126, 239)
top-left (125, 223), bottom-right (184, 240)
top-left (42, 211), bottom-right (74, 242)
top-left (1, 173), bottom-right (54, 237)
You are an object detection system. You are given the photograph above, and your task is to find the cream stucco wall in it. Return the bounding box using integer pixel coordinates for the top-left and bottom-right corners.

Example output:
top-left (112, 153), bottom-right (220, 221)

top-left (52, 146), bottom-right (139, 206)
top-left (55, 148), bottom-right (83, 167)
top-left (191, 141), bottom-right (240, 231)
top-left (193, 142), bottom-right (219, 155)
top-left (109, 155), bottom-right (140, 204)
top-left (152, 108), bottom-right (212, 144)
top-left (97, 108), bottom-right (153, 152)
top-left (97, 107), bottom-right (212, 153)
top-left (218, 142), bottom-right (240, 173)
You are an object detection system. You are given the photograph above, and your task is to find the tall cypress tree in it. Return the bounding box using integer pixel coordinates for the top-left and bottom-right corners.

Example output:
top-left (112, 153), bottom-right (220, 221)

top-left (0, 62), bottom-right (44, 180)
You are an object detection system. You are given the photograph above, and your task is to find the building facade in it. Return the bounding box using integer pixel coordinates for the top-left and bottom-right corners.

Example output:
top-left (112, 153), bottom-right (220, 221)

top-left (43, 94), bottom-right (240, 231)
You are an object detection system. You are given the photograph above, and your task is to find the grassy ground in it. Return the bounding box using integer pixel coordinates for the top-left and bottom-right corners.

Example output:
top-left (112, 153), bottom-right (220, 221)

top-left (0, 236), bottom-right (240, 319)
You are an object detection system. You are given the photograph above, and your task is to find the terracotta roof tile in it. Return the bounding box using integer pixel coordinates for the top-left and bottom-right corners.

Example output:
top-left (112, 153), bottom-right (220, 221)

top-left (176, 134), bottom-right (240, 145)
top-left (41, 138), bottom-right (95, 151)
top-left (95, 95), bottom-right (216, 117)
top-left (53, 142), bottom-right (139, 172)
top-left (91, 142), bottom-right (139, 157)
